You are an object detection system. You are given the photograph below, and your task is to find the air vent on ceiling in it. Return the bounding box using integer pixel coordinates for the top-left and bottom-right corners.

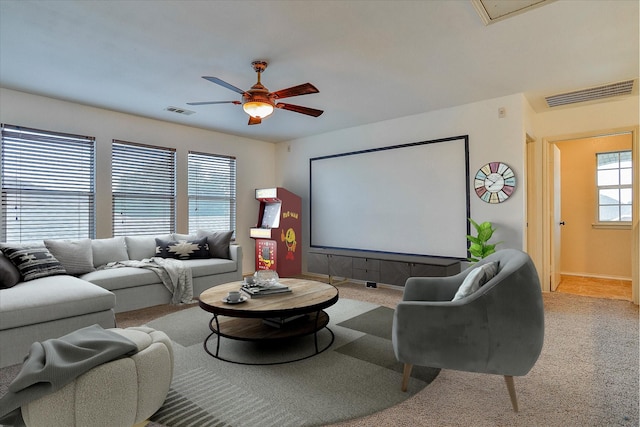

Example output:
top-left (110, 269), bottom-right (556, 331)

top-left (165, 106), bottom-right (195, 116)
top-left (545, 80), bottom-right (635, 108)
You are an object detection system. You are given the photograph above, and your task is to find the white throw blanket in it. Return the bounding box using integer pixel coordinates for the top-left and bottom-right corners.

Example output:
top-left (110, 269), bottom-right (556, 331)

top-left (100, 257), bottom-right (193, 304)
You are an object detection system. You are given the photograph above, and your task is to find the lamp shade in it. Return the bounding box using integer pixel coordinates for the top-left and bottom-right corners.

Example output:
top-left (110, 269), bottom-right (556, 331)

top-left (243, 101), bottom-right (274, 118)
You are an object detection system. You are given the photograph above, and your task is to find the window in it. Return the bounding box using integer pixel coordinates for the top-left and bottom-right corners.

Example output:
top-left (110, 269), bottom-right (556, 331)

top-left (596, 150), bottom-right (632, 222)
top-left (112, 140), bottom-right (176, 236)
top-left (1, 124), bottom-right (95, 243)
top-left (188, 151), bottom-right (236, 235)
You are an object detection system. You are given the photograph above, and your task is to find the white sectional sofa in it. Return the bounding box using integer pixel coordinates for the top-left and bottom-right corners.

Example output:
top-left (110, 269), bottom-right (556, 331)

top-left (0, 232), bottom-right (242, 368)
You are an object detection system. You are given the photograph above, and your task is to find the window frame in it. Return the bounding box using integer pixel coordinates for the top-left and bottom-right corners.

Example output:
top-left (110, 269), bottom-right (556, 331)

top-left (1, 123), bottom-right (96, 243)
top-left (187, 151), bottom-right (237, 237)
top-left (111, 140), bottom-right (176, 236)
top-left (594, 149), bottom-right (632, 228)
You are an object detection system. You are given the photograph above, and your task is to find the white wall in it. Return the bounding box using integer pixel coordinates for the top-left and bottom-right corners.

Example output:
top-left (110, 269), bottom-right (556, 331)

top-left (276, 94), bottom-right (528, 271)
top-left (533, 97), bottom-right (638, 138)
top-left (5, 88), bottom-right (635, 283)
top-left (0, 88), bottom-right (276, 273)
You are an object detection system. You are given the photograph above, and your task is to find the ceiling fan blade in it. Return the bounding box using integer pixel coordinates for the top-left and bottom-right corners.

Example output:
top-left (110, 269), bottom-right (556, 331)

top-left (202, 76), bottom-right (247, 95)
top-left (270, 83), bottom-right (319, 99)
top-left (248, 116), bottom-right (262, 125)
top-left (186, 101), bottom-right (241, 106)
top-left (276, 103), bottom-right (324, 117)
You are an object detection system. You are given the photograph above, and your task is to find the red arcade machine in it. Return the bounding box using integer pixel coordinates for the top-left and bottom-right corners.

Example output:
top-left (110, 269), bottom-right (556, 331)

top-left (250, 187), bottom-right (302, 277)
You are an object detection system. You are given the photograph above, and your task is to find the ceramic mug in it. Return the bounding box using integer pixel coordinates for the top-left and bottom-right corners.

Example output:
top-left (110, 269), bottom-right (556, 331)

top-left (227, 291), bottom-right (241, 302)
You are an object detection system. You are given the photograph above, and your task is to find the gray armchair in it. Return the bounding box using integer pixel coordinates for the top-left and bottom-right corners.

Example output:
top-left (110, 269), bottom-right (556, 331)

top-left (392, 249), bottom-right (544, 412)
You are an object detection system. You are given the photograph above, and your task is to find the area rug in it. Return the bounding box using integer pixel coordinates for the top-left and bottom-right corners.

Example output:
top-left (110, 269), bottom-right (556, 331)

top-left (145, 299), bottom-right (438, 427)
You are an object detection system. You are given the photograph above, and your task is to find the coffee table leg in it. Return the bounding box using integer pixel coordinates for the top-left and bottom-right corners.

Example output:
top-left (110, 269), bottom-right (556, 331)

top-left (203, 311), bottom-right (336, 365)
top-left (313, 310), bottom-right (321, 353)
top-left (203, 314), bottom-right (222, 358)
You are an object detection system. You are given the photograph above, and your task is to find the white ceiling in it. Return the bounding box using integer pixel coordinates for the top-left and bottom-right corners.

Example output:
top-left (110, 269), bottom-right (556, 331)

top-left (1, 0), bottom-right (638, 143)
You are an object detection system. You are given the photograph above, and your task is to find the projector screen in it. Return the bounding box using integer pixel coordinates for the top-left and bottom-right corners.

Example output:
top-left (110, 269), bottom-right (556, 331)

top-left (310, 135), bottom-right (470, 259)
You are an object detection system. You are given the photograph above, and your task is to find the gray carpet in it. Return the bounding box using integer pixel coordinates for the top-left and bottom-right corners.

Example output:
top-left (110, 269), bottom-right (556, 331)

top-left (2, 292), bottom-right (638, 427)
top-left (145, 299), bottom-right (438, 427)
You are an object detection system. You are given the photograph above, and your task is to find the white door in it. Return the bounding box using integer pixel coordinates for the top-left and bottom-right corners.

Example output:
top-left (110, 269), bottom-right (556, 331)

top-left (550, 145), bottom-right (562, 291)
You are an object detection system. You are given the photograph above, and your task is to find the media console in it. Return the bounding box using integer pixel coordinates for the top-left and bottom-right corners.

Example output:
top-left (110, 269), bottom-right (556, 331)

top-left (307, 248), bottom-right (461, 287)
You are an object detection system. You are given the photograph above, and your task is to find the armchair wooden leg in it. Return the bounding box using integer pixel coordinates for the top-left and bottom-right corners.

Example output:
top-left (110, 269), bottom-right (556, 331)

top-left (401, 363), bottom-right (413, 392)
top-left (504, 375), bottom-right (519, 412)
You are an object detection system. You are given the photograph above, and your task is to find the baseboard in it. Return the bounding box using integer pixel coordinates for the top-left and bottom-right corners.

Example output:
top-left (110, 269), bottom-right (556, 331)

top-left (560, 272), bottom-right (632, 282)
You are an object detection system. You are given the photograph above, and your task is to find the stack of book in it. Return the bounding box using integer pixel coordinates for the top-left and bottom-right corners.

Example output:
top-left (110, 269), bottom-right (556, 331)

top-left (263, 314), bottom-right (307, 328)
top-left (240, 281), bottom-right (291, 298)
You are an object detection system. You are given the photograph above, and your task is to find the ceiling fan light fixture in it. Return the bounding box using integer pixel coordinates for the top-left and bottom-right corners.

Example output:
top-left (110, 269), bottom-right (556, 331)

top-left (243, 101), bottom-right (274, 118)
top-left (190, 60), bottom-right (323, 125)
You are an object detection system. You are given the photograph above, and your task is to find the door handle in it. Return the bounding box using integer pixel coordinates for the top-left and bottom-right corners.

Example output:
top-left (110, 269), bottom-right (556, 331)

top-left (559, 221), bottom-right (565, 226)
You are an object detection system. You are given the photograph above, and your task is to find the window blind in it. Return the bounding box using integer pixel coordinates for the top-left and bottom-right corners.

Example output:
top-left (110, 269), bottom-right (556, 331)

top-left (1, 124), bottom-right (95, 243)
top-left (112, 140), bottom-right (176, 236)
top-left (188, 151), bottom-right (236, 236)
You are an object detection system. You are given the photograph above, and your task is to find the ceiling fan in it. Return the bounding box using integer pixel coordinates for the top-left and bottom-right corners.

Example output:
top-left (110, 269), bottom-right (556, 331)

top-left (187, 61), bottom-right (323, 125)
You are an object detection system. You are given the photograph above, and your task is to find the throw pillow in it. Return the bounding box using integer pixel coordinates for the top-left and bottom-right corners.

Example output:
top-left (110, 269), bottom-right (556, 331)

top-left (91, 237), bottom-right (129, 268)
top-left (172, 233), bottom-right (197, 241)
top-left (452, 261), bottom-right (499, 301)
top-left (480, 261), bottom-right (499, 284)
top-left (44, 238), bottom-right (96, 275)
top-left (125, 235), bottom-right (172, 260)
top-left (0, 253), bottom-right (21, 288)
top-left (155, 237), bottom-right (210, 260)
top-left (0, 245), bottom-right (67, 282)
top-left (197, 230), bottom-right (233, 259)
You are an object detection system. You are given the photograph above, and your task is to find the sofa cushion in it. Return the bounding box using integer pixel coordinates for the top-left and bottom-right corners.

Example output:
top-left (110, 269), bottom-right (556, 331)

top-left (181, 258), bottom-right (238, 276)
top-left (82, 258), bottom-right (237, 291)
top-left (81, 267), bottom-right (160, 291)
top-left (0, 244), bottom-right (67, 282)
top-left (0, 253), bottom-right (21, 289)
top-left (92, 237), bottom-right (129, 268)
top-left (155, 237), bottom-right (209, 260)
top-left (44, 238), bottom-right (96, 275)
top-left (125, 235), bottom-right (172, 261)
top-left (0, 275), bottom-right (115, 330)
top-left (197, 230), bottom-right (233, 259)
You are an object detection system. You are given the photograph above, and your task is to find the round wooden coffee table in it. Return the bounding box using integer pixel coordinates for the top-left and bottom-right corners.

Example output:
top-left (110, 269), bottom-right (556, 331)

top-left (198, 278), bottom-right (339, 365)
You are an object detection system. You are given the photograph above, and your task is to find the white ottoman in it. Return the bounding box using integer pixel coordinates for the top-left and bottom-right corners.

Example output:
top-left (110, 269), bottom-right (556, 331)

top-left (21, 326), bottom-right (173, 427)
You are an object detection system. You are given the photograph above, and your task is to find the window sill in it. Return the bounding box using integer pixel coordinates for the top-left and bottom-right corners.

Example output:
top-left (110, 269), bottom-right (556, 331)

top-left (592, 223), bottom-right (632, 230)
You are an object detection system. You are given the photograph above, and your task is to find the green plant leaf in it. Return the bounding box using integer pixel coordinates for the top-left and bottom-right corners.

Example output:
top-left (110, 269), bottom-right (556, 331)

top-left (483, 243), bottom-right (497, 251)
top-left (478, 221), bottom-right (495, 235)
top-left (466, 236), bottom-right (481, 244)
top-left (466, 218), bottom-right (500, 261)
top-left (468, 218), bottom-right (481, 232)
top-left (469, 243), bottom-right (483, 256)
top-left (482, 246), bottom-right (497, 257)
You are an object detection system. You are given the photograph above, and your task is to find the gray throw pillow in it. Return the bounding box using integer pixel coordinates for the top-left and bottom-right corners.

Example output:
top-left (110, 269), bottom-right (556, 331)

top-left (92, 237), bottom-right (129, 267)
top-left (452, 261), bottom-right (499, 301)
top-left (0, 244), bottom-right (67, 282)
top-left (126, 235), bottom-right (173, 260)
top-left (173, 233), bottom-right (197, 241)
top-left (197, 230), bottom-right (233, 259)
top-left (0, 252), bottom-right (21, 288)
top-left (480, 261), bottom-right (499, 284)
top-left (155, 237), bottom-right (210, 260)
top-left (44, 238), bottom-right (96, 275)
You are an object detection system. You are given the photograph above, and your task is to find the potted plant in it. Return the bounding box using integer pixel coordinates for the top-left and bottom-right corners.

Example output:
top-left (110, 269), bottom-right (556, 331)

top-left (466, 218), bottom-right (500, 263)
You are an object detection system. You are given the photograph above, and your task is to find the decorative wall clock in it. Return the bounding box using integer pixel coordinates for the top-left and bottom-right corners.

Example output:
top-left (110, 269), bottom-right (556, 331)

top-left (474, 162), bottom-right (516, 204)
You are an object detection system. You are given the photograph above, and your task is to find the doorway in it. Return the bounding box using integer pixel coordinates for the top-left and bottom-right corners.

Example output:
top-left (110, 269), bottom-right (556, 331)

top-left (527, 127), bottom-right (640, 304)
top-left (553, 133), bottom-right (633, 300)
